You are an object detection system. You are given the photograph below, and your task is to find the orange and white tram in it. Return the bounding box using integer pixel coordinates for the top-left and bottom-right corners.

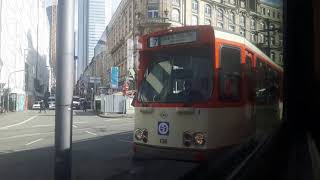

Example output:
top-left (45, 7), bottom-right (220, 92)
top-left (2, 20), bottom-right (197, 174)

top-left (132, 25), bottom-right (283, 160)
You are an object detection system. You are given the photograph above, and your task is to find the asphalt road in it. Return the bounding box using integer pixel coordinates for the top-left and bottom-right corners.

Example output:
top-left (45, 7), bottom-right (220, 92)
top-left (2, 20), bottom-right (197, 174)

top-left (0, 110), bottom-right (133, 153)
top-left (0, 110), bottom-right (198, 180)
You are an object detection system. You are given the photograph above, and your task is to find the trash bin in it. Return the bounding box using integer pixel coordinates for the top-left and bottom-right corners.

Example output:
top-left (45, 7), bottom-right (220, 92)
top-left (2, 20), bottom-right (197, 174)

top-left (95, 100), bottom-right (101, 113)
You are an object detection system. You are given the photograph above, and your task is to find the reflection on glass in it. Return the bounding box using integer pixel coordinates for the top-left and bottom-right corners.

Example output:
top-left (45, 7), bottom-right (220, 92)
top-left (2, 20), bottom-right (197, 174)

top-left (139, 50), bottom-right (213, 103)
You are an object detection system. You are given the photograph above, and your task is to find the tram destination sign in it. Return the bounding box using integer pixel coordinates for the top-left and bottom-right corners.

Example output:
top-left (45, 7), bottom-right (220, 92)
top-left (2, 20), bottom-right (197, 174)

top-left (149, 31), bottom-right (197, 48)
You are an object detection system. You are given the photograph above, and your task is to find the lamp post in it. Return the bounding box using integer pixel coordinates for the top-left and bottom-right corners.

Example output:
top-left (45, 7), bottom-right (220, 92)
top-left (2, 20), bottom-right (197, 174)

top-left (0, 59), bottom-right (3, 111)
top-left (45, 65), bottom-right (53, 95)
top-left (91, 87), bottom-right (94, 109)
top-left (7, 70), bottom-right (24, 112)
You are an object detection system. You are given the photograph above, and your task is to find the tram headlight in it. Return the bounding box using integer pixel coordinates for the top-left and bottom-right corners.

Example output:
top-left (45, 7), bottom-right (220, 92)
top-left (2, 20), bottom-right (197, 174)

top-left (183, 132), bottom-right (193, 147)
top-left (193, 132), bottom-right (206, 146)
top-left (142, 129), bottom-right (148, 143)
top-left (134, 129), bottom-right (143, 141)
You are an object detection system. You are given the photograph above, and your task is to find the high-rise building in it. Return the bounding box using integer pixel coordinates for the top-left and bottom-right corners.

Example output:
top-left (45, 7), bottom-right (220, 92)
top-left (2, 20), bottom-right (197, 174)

top-left (46, 0), bottom-right (57, 94)
top-left (0, 0), bottom-right (50, 111)
top-left (77, 0), bottom-right (113, 80)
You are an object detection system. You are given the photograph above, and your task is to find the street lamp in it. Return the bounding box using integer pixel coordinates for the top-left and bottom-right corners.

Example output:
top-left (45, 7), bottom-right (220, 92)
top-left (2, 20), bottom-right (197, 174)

top-left (7, 70), bottom-right (24, 112)
top-left (44, 65), bottom-right (54, 95)
top-left (0, 59), bottom-right (3, 111)
top-left (91, 87), bottom-right (94, 110)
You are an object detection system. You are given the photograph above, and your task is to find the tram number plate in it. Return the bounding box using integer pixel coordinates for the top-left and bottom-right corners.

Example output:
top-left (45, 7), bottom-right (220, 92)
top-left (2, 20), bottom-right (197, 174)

top-left (160, 139), bottom-right (168, 144)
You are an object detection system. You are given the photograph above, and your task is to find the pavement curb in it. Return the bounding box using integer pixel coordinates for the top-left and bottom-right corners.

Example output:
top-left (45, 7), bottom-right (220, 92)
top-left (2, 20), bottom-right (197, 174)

top-left (97, 113), bottom-right (134, 118)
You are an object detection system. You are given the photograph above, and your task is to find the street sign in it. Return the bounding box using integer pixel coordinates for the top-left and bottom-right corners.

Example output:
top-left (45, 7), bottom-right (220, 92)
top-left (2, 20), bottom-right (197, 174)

top-left (89, 77), bottom-right (101, 83)
top-left (111, 67), bottom-right (119, 89)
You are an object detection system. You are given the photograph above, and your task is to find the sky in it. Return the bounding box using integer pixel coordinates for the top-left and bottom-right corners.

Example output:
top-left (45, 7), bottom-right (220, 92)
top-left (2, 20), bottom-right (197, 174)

top-left (111, 0), bottom-right (121, 13)
top-left (261, 0), bottom-right (283, 6)
top-left (45, 0), bottom-right (122, 11)
top-left (45, 0), bottom-right (122, 30)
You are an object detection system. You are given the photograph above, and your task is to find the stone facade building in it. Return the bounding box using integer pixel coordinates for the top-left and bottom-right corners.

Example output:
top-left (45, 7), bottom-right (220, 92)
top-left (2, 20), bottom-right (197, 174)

top-left (104, 0), bottom-right (283, 91)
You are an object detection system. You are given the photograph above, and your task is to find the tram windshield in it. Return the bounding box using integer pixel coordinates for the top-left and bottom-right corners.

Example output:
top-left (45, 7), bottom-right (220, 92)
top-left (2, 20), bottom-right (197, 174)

top-left (139, 48), bottom-right (213, 103)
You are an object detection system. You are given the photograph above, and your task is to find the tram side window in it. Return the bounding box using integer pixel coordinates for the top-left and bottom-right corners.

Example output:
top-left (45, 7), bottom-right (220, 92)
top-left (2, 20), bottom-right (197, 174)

top-left (267, 68), bottom-right (279, 104)
top-left (255, 58), bottom-right (268, 104)
top-left (219, 46), bottom-right (241, 101)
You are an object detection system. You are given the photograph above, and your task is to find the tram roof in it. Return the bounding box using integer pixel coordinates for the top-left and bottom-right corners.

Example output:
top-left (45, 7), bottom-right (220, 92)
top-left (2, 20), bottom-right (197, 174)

top-left (214, 29), bottom-right (283, 71)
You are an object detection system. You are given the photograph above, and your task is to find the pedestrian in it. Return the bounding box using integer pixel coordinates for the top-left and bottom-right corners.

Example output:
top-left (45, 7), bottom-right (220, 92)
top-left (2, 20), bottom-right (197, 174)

top-left (83, 100), bottom-right (87, 112)
top-left (44, 99), bottom-right (49, 111)
top-left (39, 100), bottom-right (44, 113)
top-left (39, 99), bottom-right (47, 113)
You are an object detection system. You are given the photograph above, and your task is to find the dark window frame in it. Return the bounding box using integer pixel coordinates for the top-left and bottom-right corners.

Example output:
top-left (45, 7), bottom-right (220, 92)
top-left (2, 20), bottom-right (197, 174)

top-left (219, 45), bottom-right (242, 101)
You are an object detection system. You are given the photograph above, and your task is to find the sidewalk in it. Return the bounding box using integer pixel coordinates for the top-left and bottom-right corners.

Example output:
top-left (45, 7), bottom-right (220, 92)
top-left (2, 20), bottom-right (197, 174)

top-left (0, 110), bottom-right (37, 126)
top-left (97, 112), bottom-right (134, 118)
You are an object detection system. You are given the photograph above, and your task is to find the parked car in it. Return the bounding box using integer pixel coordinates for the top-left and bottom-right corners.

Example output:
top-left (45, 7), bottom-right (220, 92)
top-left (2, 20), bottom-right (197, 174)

top-left (72, 96), bottom-right (80, 110)
top-left (48, 96), bottom-right (55, 110)
top-left (32, 101), bottom-right (41, 110)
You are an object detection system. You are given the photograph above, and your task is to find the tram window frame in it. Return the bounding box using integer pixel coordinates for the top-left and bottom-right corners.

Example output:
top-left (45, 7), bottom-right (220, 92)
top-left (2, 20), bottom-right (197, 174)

top-left (219, 45), bottom-right (242, 101)
top-left (245, 53), bottom-right (254, 101)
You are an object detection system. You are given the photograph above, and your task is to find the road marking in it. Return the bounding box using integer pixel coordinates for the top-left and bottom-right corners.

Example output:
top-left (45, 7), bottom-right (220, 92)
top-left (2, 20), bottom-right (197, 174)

top-left (103, 119), bottom-right (119, 122)
top-left (0, 128), bottom-right (92, 141)
top-left (103, 119), bottom-right (133, 123)
top-left (109, 123), bottom-right (134, 127)
top-left (74, 121), bottom-right (88, 124)
top-left (0, 116), bottom-right (38, 130)
top-left (0, 132), bottom-right (54, 140)
top-left (85, 131), bottom-right (97, 136)
top-left (25, 138), bottom-right (43, 146)
top-left (32, 124), bottom-right (54, 128)
top-left (72, 125), bottom-right (78, 128)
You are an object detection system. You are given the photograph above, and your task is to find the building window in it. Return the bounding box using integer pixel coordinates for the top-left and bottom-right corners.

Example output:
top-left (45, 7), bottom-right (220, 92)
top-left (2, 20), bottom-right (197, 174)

top-left (279, 53), bottom-right (283, 64)
top-left (204, 18), bottom-right (211, 25)
top-left (217, 21), bottom-right (224, 28)
top-left (260, 22), bottom-right (265, 30)
top-left (217, 8), bottom-right (223, 21)
top-left (251, 33), bottom-right (257, 42)
top-left (229, 12), bottom-right (235, 24)
top-left (148, 0), bottom-right (159, 3)
top-left (172, 8), bottom-right (180, 22)
top-left (259, 34), bottom-right (264, 43)
top-left (267, 9), bottom-right (270, 16)
top-left (270, 52), bottom-right (275, 61)
top-left (277, 12), bottom-right (281, 19)
top-left (205, 4), bottom-right (212, 17)
top-left (272, 11), bottom-right (276, 18)
top-left (271, 36), bottom-right (275, 45)
top-left (229, 25), bottom-right (235, 32)
top-left (240, 15), bottom-right (245, 26)
top-left (148, 7), bottom-right (159, 18)
top-left (279, 37), bottom-right (283, 46)
top-left (240, 28), bottom-right (245, 36)
top-left (270, 24), bottom-right (274, 30)
top-left (261, 7), bottom-right (265, 15)
top-left (192, 0), bottom-right (199, 13)
top-left (191, 15), bottom-right (198, 25)
top-left (240, 0), bottom-right (246, 8)
top-left (172, 0), bottom-right (180, 6)
top-left (250, 18), bottom-right (256, 30)
top-left (229, 0), bottom-right (235, 5)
